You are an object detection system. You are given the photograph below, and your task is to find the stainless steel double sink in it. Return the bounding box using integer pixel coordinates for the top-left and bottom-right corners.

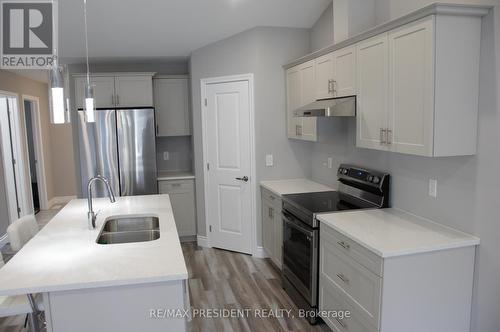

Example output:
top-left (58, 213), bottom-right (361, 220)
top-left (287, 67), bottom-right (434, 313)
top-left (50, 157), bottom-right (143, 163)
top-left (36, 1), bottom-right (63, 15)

top-left (97, 216), bottom-right (160, 245)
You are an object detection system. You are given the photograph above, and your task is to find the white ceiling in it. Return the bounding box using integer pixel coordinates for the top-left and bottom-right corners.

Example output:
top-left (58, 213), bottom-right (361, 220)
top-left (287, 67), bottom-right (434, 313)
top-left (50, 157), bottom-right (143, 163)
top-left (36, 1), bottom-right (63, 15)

top-left (59, 0), bottom-right (330, 60)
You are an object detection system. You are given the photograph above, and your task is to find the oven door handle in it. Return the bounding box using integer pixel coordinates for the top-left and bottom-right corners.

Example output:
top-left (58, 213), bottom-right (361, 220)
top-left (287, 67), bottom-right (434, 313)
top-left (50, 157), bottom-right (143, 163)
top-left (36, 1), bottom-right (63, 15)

top-left (282, 211), bottom-right (314, 237)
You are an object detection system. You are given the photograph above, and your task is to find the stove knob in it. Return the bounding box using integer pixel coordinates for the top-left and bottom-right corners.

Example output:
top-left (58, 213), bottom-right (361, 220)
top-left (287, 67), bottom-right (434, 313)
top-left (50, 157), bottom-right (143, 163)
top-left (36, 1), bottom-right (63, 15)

top-left (372, 176), bottom-right (380, 184)
top-left (367, 175), bottom-right (373, 182)
top-left (343, 168), bottom-right (348, 175)
top-left (338, 167), bottom-right (343, 174)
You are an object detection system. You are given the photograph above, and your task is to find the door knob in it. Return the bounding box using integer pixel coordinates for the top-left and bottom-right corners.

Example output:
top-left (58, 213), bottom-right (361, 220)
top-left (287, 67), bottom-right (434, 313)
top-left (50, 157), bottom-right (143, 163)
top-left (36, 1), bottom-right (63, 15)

top-left (236, 176), bottom-right (249, 182)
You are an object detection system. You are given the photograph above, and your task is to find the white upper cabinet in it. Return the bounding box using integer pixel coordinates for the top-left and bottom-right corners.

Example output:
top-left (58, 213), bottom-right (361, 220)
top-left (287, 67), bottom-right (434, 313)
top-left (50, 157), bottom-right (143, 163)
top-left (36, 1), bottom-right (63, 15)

top-left (286, 66), bottom-right (302, 139)
top-left (114, 75), bottom-right (154, 108)
top-left (333, 46), bottom-right (357, 97)
top-left (286, 60), bottom-right (317, 141)
top-left (154, 77), bottom-right (191, 137)
top-left (74, 73), bottom-right (154, 109)
top-left (286, 4), bottom-right (485, 156)
top-left (315, 47), bottom-right (357, 100)
top-left (388, 18), bottom-right (434, 156)
top-left (355, 15), bottom-right (481, 156)
top-left (315, 53), bottom-right (334, 100)
top-left (356, 34), bottom-right (389, 151)
top-left (74, 76), bottom-right (116, 109)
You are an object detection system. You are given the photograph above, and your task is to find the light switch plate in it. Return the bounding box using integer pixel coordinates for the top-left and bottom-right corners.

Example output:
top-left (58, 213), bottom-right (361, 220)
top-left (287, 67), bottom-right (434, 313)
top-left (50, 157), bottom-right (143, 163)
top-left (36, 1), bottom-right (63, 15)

top-left (429, 179), bottom-right (437, 198)
top-left (265, 154), bottom-right (274, 167)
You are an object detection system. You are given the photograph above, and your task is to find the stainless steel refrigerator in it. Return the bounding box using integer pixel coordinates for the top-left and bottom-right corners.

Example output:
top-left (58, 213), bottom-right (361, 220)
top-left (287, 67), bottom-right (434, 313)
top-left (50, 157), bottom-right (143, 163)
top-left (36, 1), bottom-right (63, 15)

top-left (78, 108), bottom-right (157, 198)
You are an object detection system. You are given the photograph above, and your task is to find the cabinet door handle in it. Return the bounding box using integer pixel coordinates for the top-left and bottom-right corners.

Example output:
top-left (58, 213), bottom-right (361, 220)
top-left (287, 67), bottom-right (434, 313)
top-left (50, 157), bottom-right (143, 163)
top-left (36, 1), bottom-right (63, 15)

top-left (380, 128), bottom-right (387, 144)
top-left (156, 124), bottom-right (159, 135)
top-left (336, 273), bottom-right (349, 284)
top-left (116, 95), bottom-right (120, 105)
top-left (337, 241), bottom-right (350, 250)
top-left (328, 79), bottom-right (333, 93)
top-left (335, 317), bottom-right (347, 329)
top-left (386, 128), bottom-right (392, 145)
top-left (269, 207), bottom-right (273, 219)
top-left (296, 125), bottom-right (302, 136)
top-left (112, 94), bottom-right (115, 106)
top-left (332, 80), bottom-right (337, 96)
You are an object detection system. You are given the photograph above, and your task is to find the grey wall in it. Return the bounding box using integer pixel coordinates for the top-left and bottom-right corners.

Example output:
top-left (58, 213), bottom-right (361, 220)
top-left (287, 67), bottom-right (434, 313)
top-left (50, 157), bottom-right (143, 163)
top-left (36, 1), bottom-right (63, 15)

top-left (310, 1), bottom-right (334, 52)
top-left (308, 1), bottom-right (500, 331)
top-left (156, 136), bottom-right (193, 172)
top-left (190, 27), bottom-right (312, 238)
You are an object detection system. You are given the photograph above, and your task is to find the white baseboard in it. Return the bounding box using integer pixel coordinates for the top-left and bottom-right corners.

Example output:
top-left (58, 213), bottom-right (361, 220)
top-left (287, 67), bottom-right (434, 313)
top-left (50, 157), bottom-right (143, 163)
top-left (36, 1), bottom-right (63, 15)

top-left (48, 195), bottom-right (76, 209)
top-left (253, 246), bottom-right (268, 258)
top-left (0, 233), bottom-right (9, 249)
top-left (196, 235), bottom-right (210, 248)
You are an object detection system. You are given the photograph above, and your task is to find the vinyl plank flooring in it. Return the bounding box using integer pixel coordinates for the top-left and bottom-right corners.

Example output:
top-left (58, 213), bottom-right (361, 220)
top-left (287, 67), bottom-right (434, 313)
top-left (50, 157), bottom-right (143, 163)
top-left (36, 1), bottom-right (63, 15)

top-left (185, 243), bottom-right (330, 332)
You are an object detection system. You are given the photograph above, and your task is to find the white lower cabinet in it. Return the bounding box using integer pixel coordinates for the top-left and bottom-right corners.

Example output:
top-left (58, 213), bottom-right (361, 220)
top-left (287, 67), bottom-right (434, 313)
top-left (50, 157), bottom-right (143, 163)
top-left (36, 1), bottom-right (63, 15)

top-left (158, 179), bottom-right (196, 237)
top-left (319, 224), bottom-right (476, 332)
top-left (261, 188), bottom-right (282, 268)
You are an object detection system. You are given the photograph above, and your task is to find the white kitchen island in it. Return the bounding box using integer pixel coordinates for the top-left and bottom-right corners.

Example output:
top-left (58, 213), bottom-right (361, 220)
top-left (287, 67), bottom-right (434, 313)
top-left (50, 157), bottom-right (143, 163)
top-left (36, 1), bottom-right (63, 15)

top-left (0, 195), bottom-right (189, 332)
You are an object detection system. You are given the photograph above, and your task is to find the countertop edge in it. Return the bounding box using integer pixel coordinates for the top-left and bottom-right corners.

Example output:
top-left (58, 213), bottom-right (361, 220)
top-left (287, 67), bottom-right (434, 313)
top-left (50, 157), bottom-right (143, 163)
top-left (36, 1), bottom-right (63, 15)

top-left (0, 272), bottom-right (189, 297)
top-left (259, 179), bottom-right (333, 197)
top-left (157, 175), bottom-right (195, 181)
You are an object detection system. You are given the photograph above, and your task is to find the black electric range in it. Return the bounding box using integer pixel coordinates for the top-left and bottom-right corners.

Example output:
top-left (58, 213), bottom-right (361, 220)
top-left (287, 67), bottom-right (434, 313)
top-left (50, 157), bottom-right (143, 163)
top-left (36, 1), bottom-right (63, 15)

top-left (281, 164), bottom-right (390, 324)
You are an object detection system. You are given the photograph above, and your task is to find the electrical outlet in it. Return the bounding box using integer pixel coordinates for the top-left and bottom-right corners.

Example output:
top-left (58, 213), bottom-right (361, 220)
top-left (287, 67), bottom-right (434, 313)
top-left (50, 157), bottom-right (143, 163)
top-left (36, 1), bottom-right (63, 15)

top-left (327, 157), bottom-right (333, 169)
top-left (163, 151), bottom-right (169, 161)
top-left (429, 179), bottom-right (437, 198)
top-left (265, 154), bottom-right (274, 167)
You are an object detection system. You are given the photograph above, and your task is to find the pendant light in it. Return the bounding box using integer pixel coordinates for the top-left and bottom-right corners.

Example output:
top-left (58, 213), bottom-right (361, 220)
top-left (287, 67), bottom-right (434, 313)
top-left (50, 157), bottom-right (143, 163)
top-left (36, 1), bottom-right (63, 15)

top-left (49, 56), bottom-right (65, 124)
top-left (83, 0), bottom-right (95, 123)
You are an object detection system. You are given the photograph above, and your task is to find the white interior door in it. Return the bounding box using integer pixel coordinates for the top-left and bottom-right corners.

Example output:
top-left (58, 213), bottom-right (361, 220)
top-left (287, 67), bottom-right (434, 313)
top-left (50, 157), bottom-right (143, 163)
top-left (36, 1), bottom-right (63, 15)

top-left (205, 78), bottom-right (253, 254)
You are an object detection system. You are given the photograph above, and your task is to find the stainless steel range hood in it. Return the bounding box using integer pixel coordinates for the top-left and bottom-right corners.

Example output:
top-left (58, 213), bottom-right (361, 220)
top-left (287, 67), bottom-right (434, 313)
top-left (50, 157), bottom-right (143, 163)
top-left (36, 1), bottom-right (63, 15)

top-left (294, 96), bottom-right (356, 117)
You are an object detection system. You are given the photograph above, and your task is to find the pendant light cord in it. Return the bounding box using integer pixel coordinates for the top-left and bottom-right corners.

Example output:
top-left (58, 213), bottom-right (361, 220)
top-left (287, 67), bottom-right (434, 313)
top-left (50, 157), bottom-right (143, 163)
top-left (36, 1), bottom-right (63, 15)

top-left (84, 0), bottom-right (90, 85)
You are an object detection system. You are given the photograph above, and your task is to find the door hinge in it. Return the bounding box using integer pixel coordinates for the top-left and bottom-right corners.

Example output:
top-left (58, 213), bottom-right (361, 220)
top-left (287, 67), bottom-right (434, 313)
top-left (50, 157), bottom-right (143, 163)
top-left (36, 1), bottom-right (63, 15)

top-left (204, 98), bottom-right (208, 107)
top-left (209, 225), bottom-right (212, 232)
top-left (17, 207), bottom-right (21, 214)
top-left (12, 158), bottom-right (16, 165)
top-left (206, 163), bottom-right (210, 171)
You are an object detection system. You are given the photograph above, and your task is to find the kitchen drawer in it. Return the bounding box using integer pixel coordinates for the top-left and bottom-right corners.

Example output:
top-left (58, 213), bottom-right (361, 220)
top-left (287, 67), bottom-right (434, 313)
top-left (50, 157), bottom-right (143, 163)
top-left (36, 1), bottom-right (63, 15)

top-left (321, 225), bottom-right (383, 276)
top-left (321, 234), bottom-right (382, 328)
top-left (158, 179), bottom-right (194, 194)
top-left (320, 282), bottom-right (377, 332)
top-left (261, 188), bottom-right (281, 206)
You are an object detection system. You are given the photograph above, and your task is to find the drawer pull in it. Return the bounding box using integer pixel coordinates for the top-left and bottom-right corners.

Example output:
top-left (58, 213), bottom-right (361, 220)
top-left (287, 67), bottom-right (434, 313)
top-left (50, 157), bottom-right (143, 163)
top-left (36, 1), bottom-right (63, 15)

top-left (336, 273), bottom-right (349, 284)
top-left (337, 241), bottom-right (350, 250)
top-left (171, 183), bottom-right (181, 187)
top-left (335, 317), bottom-right (347, 329)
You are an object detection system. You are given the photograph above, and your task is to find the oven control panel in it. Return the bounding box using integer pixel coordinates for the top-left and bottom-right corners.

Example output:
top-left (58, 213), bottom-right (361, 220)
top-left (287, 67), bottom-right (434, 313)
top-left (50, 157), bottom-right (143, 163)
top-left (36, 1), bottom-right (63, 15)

top-left (337, 164), bottom-right (389, 188)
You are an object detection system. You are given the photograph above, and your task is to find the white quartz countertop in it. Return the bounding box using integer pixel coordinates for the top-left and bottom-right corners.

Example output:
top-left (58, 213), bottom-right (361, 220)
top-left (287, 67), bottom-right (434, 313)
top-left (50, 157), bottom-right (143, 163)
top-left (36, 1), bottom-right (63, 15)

top-left (260, 179), bottom-right (333, 196)
top-left (318, 208), bottom-right (479, 258)
top-left (0, 195), bottom-right (188, 296)
top-left (157, 170), bottom-right (195, 181)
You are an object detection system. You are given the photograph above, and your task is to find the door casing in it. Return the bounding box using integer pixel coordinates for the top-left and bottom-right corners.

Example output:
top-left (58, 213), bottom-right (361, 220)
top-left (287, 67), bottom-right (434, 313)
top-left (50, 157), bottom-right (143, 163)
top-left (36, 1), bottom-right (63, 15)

top-left (200, 74), bottom-right (260, 256)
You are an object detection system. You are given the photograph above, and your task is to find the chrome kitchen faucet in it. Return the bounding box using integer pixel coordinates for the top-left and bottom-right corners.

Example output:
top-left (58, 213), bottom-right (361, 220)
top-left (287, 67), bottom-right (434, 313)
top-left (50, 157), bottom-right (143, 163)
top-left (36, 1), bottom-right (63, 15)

top-left (87, 176), bottom-right (116, 229)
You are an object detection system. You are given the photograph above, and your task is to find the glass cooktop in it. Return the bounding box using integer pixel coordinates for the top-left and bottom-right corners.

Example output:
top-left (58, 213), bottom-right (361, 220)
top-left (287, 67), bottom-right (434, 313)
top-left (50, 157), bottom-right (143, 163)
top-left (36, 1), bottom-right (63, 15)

top-left (282, 191), bottom-right (377, 215)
